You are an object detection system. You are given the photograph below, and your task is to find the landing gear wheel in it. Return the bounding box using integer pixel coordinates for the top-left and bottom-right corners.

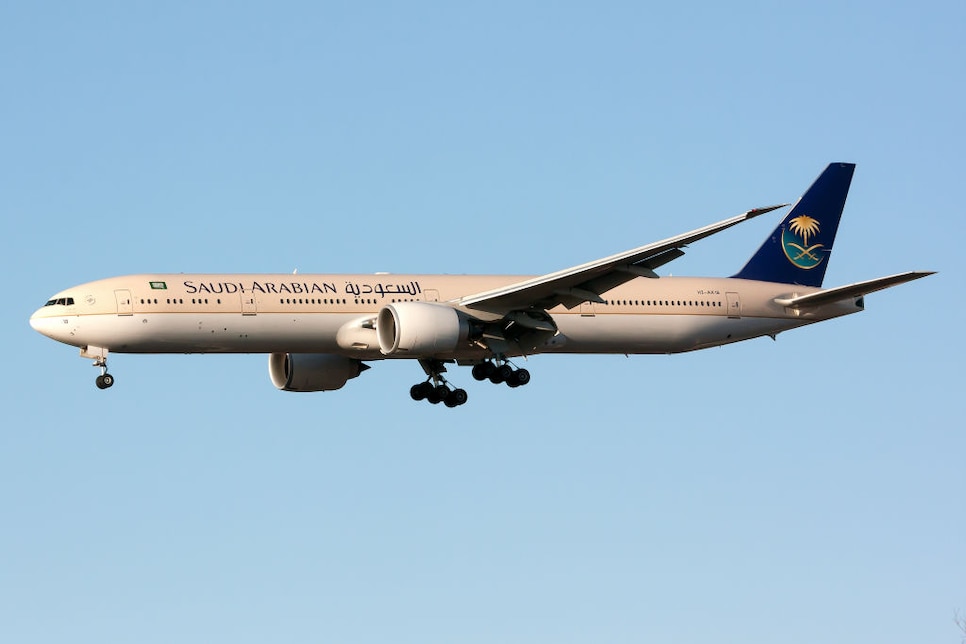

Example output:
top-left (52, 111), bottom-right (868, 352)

top-left (490, 364), bottom-right (513, 384)
top-left (95, 374), bottom-right (114, 389)
top-left (410, 382), bottom-right (432, 401)
top-left (510, 368), bottom-right (530, 387)
top-left (427, 384), bottom-right (448, 404)
top-left (444, 388), bottom-right (468, 408)
top-left (472, 362), bottom-right (495, 381)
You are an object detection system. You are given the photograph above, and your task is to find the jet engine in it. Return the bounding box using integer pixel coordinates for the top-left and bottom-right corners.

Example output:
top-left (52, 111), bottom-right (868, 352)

top-left (268, 353), bottom-right (368, 392)
top-left (377, 301), bottom-right (470, 356)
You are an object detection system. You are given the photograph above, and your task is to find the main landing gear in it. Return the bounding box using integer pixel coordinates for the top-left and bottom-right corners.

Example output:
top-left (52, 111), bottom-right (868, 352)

top-left (409, 358), bottom-right (531, 407)
top-left (410, 359), bottom-right (468, 407)
top-left (471, 360), bottom-right (530, 388)
top-left (410, 380), bottom-right (468, 408)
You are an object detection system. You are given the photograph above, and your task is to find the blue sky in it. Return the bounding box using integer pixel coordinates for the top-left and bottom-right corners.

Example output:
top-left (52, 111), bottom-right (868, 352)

top-left (2, 2), bottom-right (963, 642)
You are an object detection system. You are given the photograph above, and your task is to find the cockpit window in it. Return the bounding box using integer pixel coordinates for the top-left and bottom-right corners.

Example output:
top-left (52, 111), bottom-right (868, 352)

top-left (44, 297), bottom-right (75, 306)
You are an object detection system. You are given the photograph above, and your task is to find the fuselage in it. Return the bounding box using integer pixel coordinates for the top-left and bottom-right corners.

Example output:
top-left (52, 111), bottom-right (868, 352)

top-left (29, 273), bottom-right (862, 360)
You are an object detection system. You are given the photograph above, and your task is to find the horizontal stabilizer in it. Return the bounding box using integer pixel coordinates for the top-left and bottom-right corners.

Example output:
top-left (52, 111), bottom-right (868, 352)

top-left (774, 271), bottom-right (935, 308)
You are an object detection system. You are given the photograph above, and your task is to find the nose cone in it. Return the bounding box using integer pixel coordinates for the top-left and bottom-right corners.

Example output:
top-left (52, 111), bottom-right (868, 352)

top-left (30, 307), bottom-right (67, 342)
top-left (30, 307), bottom-right (50, 335)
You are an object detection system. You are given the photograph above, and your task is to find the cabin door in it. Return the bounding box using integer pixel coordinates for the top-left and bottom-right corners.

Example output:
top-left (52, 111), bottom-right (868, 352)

top-left (115, 289), bottom-right (133, 316)
top-left (726, 292), bottom-right (741, 319)
top-left (241, 293), bottom-right (257, 315)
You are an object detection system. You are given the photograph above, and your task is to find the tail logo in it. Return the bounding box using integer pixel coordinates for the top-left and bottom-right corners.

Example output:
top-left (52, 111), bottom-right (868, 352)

top-left (782, 215), bottom-right (824, 270)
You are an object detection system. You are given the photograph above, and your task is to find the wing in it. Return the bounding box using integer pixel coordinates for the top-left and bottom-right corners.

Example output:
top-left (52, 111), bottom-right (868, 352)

top-left (456, 204), bottom-right (788, 313)
top-left (773, 271), bottom-right (935, 308)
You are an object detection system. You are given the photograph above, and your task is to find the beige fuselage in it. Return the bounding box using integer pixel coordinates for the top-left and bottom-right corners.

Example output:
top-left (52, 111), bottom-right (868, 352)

top-left (30, 273), bottom-right (861, 361)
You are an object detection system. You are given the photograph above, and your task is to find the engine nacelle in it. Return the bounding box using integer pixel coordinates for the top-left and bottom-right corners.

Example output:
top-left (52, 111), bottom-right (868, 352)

top-left (377, 301), bottom-right (469, 356)
top-left (268, 353), bottom-right (368, 392)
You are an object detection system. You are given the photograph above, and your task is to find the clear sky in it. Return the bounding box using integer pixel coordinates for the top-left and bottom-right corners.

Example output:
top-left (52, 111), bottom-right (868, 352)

top-left (2, 2), bottom-right (963, 642)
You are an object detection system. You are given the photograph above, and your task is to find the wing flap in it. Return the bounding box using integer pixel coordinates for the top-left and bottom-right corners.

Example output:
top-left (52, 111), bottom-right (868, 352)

top-left (774, 271), bottom-right (935, 308)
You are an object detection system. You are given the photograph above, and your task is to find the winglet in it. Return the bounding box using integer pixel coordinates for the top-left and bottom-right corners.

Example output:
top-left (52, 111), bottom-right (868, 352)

top-left (747, 204), bottom-right (791, 219)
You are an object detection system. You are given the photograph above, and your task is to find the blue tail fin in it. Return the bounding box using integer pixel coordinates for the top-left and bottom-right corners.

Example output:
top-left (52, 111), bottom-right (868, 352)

top-left (733, 163), bottom-right (855, 287)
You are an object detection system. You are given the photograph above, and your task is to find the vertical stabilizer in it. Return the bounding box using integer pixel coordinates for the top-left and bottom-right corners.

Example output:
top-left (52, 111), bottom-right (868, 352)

top-left (733, 163), bottom-right (855, 287)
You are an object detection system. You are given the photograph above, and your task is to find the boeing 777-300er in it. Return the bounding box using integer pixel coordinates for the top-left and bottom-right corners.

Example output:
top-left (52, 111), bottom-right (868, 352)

top-left (30, 163), bottom-right (933, 407)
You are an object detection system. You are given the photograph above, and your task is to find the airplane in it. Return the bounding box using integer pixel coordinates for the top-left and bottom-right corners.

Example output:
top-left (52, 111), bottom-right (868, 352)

top-left (30, 163), bottom-right (933, 407)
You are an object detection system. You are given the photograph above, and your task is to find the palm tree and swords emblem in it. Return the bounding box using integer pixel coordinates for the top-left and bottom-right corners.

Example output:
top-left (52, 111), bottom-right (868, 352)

top-left (782, 215), bottom-right (824, 269)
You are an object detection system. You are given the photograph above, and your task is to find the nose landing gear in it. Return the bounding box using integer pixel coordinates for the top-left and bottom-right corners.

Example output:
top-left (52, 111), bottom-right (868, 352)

top-left (82, 346), bottom-right (114, 389)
